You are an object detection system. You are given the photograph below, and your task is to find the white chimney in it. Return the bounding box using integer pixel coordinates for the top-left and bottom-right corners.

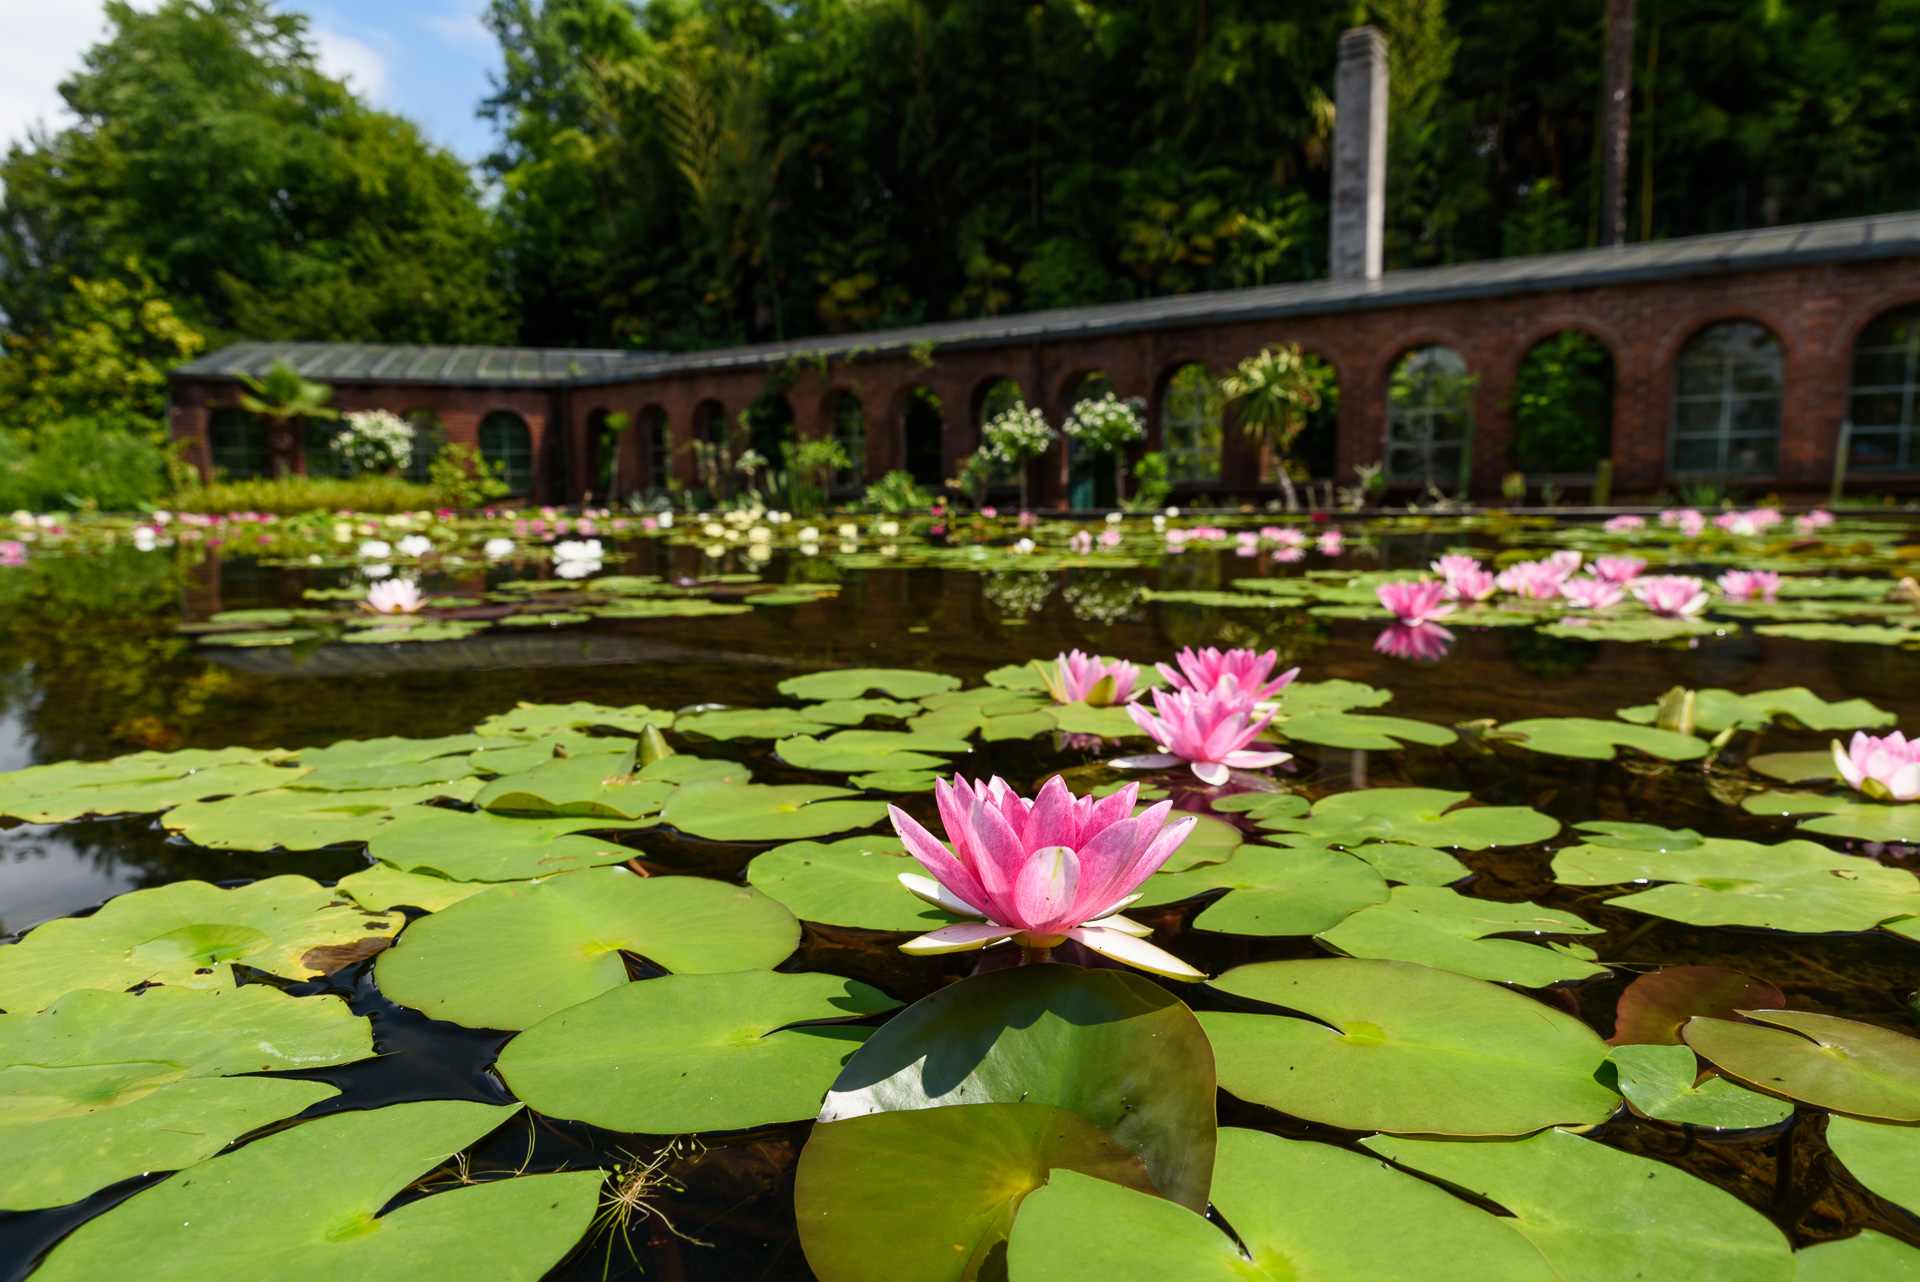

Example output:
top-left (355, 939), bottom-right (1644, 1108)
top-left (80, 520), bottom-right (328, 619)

top-left (1331, 26), bottom-right (1389, 282)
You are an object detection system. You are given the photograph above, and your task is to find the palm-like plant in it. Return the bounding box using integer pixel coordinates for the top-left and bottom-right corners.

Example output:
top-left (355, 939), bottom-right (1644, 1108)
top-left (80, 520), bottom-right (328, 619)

top-left (1220, 344), bottom-right (1329, 512)
top-left (237, 360), bottom-right (337, 478)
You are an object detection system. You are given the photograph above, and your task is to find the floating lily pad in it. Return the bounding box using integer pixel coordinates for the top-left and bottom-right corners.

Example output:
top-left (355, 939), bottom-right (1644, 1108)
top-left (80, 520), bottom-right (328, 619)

top-left (1553, 836), bottom-right (1920, 932)
top-left (821, 964), bottom-right (1216, 1211)
top-left (1142, 809), bottom-right (1241, 872)
top-left (473, 700), bottom-right (675, 736)
top-left (1498, 717), bottom-right (1708, 761)
top-left (197, 628), bottom-right (323, 647)
top-left (32, 1099), bottom-right (600, 1282)
top-left (1139, 844), bottom-right (1388, 935)
top-left (1200, 958), bottom-right (1617, 1135)
top-left (850, 768), bottom-right (942, 791)
top-left (0, 747), bottom-right (293, 823)
top-left (1795, 1231), bottom-right (1920, 1280)
top-left (336, 865), bottom-right (489, 913)
top-left (497, 971), bottom-right (900, 1132)
top-left (1749, 751), bottom-right (1843, 783)
top-left (0, 876), bottom-right (403, 1009)
top-left (657, 780), bottom-right (889, 841)
top-left (1610, 966), bottom-right (1785, 1046)
top-left (1367, 1128), bottom-right (1795, 1282)
top-left (1754, 622), bottom-right (1920, 646)
top-left (1684, 1011), bottom-right (1920, 1121)
top-left (778, 668), bottom-right (962, 700)
top-left (495, 611), bottom-right (591, 627)
top-left (473, 744), bottom-right (674, 820)
top-left (366, 807), bottom-right (645, 881)
top-left (0, 985), bottom-right (369, 1209)
top-left (1617, 688), bottom-right (1894, 734)
top-left (1282, 710), bottom-right (1457, 750)
top-left (586, 598), bottom-right (750, 618)
top-left (296, 734), bottom-right (493, 771)
top-left (1048, 703), bottom-right (1144, 738)
top-left (797, 1103), bottom-right (1153, 1282)
top-left (745, 836), bottom-right (961, 931)
top-left (1610, 1043), bottom-right (1794, 1129)
top-left (675, 707), bottom-right (830, 740)
top-left (912, 686), bottom-right (1053, 740)
top-left (1541, 615), bottom-right (1720, 643)
top-left (1316, 886), bottom-right (1606, 986)
top-left (1257, 787), bottom-right (1559, 850)
top-left (800, 697), bottom-right (924, 725)
top-left (164, 782), bottom-right (481, 852)
top-left (375, 868), bottom-right (799, 1030)
top-left (777, 728), bottom-right (973, 773)
top-left (1826, 1115), bottom-right (1920, 1212)
top-left (1741, 792), bottom-right (1920, 843)
top-left (1008, 1128), bottom-right (1561, 1282)
top-left (1348, 841), bottom-right (1473, 886)
top-left (294, 757), bottom-right (476, 791)
top-left (342, 620), bottom-right (492, 643)
top-left (1209, 791), bottom-right (1309, 819)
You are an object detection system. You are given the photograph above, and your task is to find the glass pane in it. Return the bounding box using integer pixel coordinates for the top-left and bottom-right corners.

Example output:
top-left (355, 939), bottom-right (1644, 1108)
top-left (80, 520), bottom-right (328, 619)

top-left (1850, 391), bottom-right (1908, 427)
top-left (1849, 430), bottom-right (1902, 469)
top-left (1851, 352), bottom-right (1913, 389)
top-left (1671, 437), bottom-right (1722, 472)
top-left (1675, 356), bottom-right (1724, 398)
top-left (1729, 397), bottom-right (1781, 435)
top-left (1730, 358), bottom-right (1782, 396)
top-left (1730, 434), bottom-right (1776, 474)
top-left (1673, 400), bottom-right (1723, 434)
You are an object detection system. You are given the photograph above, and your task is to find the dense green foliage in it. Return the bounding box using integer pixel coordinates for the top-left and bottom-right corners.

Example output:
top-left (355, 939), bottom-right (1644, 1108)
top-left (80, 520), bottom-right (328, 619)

top-left (1508, 330), bottom-right (1614, 474)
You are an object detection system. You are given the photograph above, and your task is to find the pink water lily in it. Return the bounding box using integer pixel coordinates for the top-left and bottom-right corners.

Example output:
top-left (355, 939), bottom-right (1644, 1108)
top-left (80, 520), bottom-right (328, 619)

top-left (1717, 569), bottom-right (1780, 602)
top-left (1832, 731), bottom-right (1920, 803)
top-left (1604, 514), bottom-right (1645, 532)
top-left (888, 775), bottom-right (1203, 978)
top-left (363, 579), bottom-right (425, 614)
top-left (1495, 559), bottom-right (1568, 600)
top-left (1445, 568), bottom-right (1497, 602)
top-left (1377, 580), bottom-right (1455, 625)
top-left (1560, 576), bottom-right (1626, 610)
top-left (1546, 550), bottom-right (1584, 576)
top-left (1035, 650), bottom-right (1139, 706)
top-left (1631, 574), bottom-right (1710, 618)
top-left (1591, 555), bottom-right (1646, 583)
top-left (1121, 679), bottom-right (1291, 785)
top-left (1373, 621), bottom-right (1455, 661)
top-left (1431, 554), bottom-right (1482, 581)
top-left (1157, 646), bottom-right (1299, 703)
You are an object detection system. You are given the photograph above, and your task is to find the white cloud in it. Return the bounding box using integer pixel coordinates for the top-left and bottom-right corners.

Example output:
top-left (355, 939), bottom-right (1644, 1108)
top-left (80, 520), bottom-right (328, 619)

top-left (0, 1), bottom-right (115, 154)
top-left (311, 26), bottom-right (389, 100)
top-left (422, 0), bottom-right (491, 49)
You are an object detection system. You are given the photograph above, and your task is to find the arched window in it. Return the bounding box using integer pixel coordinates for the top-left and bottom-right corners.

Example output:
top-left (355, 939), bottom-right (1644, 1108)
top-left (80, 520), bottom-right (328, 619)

top-left (1511, 331), bottom-right (1615, 474)
top-left (1670, 321), bottom-right (1781, 476)
top-left (976, 377), bottom-right (1024, 428)
top-left (744, 393), bottom-right (793, 464)
top-left (478, 411), bottom-right (534, 496)
top-left (903, 387), bottom-right (945, 485)
top-left (208, 408), bottom-right (269, 480)
top-left (404, 411), bottom-right (447, 485)
top-left (641, 406), bottom-right (671, 491)
top-left (1848, 306), bottom-right (1920, 471)
top-left (1066, 371), bottom-right (1117, 508)
top-left (693, 400), bottom-right (728, 446)
top-left (1387, 346), bottom-right (1475, 487)
top-left (829, 392), bottom-right (865, 487)
top-left (1160, 364), bottom-right (1223, 483)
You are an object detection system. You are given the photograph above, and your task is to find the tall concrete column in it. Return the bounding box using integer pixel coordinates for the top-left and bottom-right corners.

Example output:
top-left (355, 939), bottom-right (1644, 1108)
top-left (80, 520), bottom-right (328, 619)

top-left (1597, 0), bottom-right (1636, 246)
top-left (1331, 26), bottom-right (1388, 282)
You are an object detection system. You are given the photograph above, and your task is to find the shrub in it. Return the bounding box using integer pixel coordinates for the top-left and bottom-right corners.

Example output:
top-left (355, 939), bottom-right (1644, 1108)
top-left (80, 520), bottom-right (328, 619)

top-left (863, 470), bottom-right (932, 513)
top-left (0, 420), bottom-right (172, 512)
top-left (177, 474), bottom-right (441, 515)
top-left (427, 443), bottom-right (511, 509)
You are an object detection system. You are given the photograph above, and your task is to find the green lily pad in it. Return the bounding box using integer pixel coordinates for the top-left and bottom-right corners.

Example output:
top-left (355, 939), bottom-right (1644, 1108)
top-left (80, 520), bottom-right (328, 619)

top-left (984, 663), bottom-right (1049, 690)
top-left (294, 757), bottom-right (477, 791)
top-left (1749, 751), bottom-right (1844, 783)
top-left (746, 836), bottom-right (962, 931)
top-left (1610, 966), bottom-right (1785, 1046)
top-left (850, 768), bottom-right (942, 791)
top-left (1617, 688), bottom-right (1894, 734)
top-left (163, 782), bottom-right (482, 852)
top-left (1795, 1231), bottom-right (1920, 1280)
top-left (366, 806), bottom-right (646, 881)
top-left (820, 964), bottom-right (1216, 1211)
top-left (1199, 958), bottom-right (1617, 1135)
top-left (1497, 717), bottom-right (1708, 761)
top-left (1755, 622), bottom-right (1920, 646)
top-left (473, 700), bottom-right (675, 736)
top-left (341, 620), bottom-right (492, 643)
top-left (800, 697), bottom-right (924, 725)
top-left (1280, 679), bottom-right (1393, 714)
top-left (1741, 791), bottom-right (1920, 843)
top-left (1048, 702), bottom-right (1144, 738)
top-left (1209, 791), bottom-right (1309, 819)
top-left (497, 970), bottom-right (900, 1132)
top-left (1147, 810), bottom-right (1241, 872)
top-left (1139, 844), bottom-right (1388, 935)
top-left (0, 747), bottom-right (293, 823)
top-left (1349, 841), bottom-right (1473, 886)
top-left (0, 985), bottom-right (369, 1209)
top-left (585, 598), bottom-right (750, 619)
top-left (1552, 835), bottom-right (1920, 933)
top-left (335, 865), bottom-right (489, 913)
top-left (675, 707), bottom-right (830, 740)
top-left (658, 779), bottom-right (889, 841)
top-left (1008, 1128), bottom-right (1561, 1282)
top-left (796, 1103), bottom-right (1154, 1282)
top-left (1684, 1011), bottom-right (1920, 1120)
top-left (1257, 787), bottom-right (1560, 850)
top-left (1367, 1128), bottom-right (1794, 1282)
top-left (31, 1100), bottom-right (599, 1282)
top-left (197, 628), bottom-right (323, 647)
top-left (1541, 615), bottom-right (1720, 643)
top-left (1316, 886), bottom-right (1606, 986)
top-left (465, 734), bottom-right (607, 774)
top-left (1574, 818), bottom-right (1704, 851)
top-left (1610, 1042), bottom-right (1794, 1129)
top-left (296, 734), bottom-right (491, 769)
top-left (777, 728), bottom-right (973, 773)
top-left (1280, 710), bottom-right (1457, 750)
top-left (494, 611), bottom-right (591, 627)
top-left (779, 668), bottom-right (962, 700)
top-left (473, 744), bottom-right (675, 820)
top-left (0, 876), bottom-right (404, 1010)
top-left (911, 686), bottom-right (1052, 739)
top-left (376, 868), bottom-right (798, 1030)
top-left (1827, 1115), bottom-right (1920, 1211)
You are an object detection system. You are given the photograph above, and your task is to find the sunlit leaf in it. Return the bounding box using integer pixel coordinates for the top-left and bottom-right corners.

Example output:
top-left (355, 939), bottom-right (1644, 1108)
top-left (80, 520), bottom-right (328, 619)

top-left (746, 835), bottom-right (961, 931)
top-left (1741, 791), bottom-right (1920, 844)
top-left (1609, 966), bottom-right (1785, 1046)
top-left (1617, 687), bottom-right (1893, 734)
top-left (657, 779), bottom-right (889, 841)
top-left (1610, 1043), bottom-right (1793, 1129)
top-left (1139, 844), bottom-right (1388, 935)
top-left (1684, 1011), bottom-right (1920, 1120)
top-left (1826, 1115), bottom-right (1920, 1213)
top-left (1498, 717), bottom-right (1708, 761)
top-left (779, 668), bottom-right (962, 700)
top-left (473, 700), bottom-right (676, 736)
top-left (1316, 886), bottom-right (1606, 985)
top-left (366, 806), bottom-right (645, 881)
top-left (1257, 787), bottom-right (1559, 851)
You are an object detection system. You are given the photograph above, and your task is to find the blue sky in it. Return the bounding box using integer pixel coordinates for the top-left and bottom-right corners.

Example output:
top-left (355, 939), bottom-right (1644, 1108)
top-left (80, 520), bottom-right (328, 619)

top-left (3, 0), bottom-right (505, 167)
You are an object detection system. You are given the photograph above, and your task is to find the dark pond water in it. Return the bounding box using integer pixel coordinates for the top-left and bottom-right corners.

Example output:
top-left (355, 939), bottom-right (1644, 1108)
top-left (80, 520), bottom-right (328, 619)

top-left (4, 530), bottom-right (1920, 1278)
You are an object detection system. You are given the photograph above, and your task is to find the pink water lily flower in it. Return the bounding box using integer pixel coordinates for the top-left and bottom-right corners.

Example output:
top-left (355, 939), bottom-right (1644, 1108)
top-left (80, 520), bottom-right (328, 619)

top-left (1373, 621), bottom-right (1455, 661)
top-left (1631, 574), bottom-right (1710, 618)
top-left (1157, 647), bottom-right (1300, 703)
top-left (1495, 559), bottom-right (1567, 600)
top-left (1591, 555), bottom-right (1646, 583)
top-left (1377, 580), bottom-right (1455, 625)
top-left (1445, 568), bottom-right (1497, 602)
top-left (1561, 576), bottom-right (1626, 609)
top-left (1035, 650), bottom-right (1139, 706)
top-left (1717, 569), bottom-right (1780, 602)
top-left (1832, 731), bottom-right (1920, 803)
top-left (363, 579), bottom-right (425, 614)
top-left (1121, 680), bottom-right (1291, 785)
top-left (889, 775), bottom-right (1203, 979)
top-left (1604, 514), bottom-right (1645, 532)
top-left (1317, 530), bottom-right (1345, 556)
top-left (1431, 554), bottom-right (1482, 582)
top-left (1547, 550), bottom-right (1584, 576)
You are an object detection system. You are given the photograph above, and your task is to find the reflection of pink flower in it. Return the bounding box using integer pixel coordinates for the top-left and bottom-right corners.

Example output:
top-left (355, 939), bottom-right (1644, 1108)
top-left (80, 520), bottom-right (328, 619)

top-left (887, 775), bottom-right (1202, 978)
top-left (1317, 530), bottom-right (1345, 556)
top-left (1018, 510), bottom-right (1038, 528)
top-left (1631, 574), bottom-right (1709, 617)
top-left (1604, 514), bottom-right (1645, 532)
top-left (1591, 556), bottom-right (1646, 583)
top-left (1274, 528), bottom-right (1308, 548)
top-left (1496, 559), bottom-right (1567, 599)
top-left (982, 506), bottom-right (998, 518)
top-left (1272, 547), bottom-right (1305, 563)
top-left (1833, 731), bottom-right (1920, 803)
top-left (1123, 680), bottom-right (1292, 786)
top-left (1235, 532), bottom-right (1260, 558)
top-left (1561, 577), bottom-right (1626, 609)
top-left (1038, 650), bottom-right (1139, 706)
top-left (1373, 621), bottom-right (1455, 661)
top-left (1069, 530), bottom-right (1093, 554)
top-left (0, 541), bottom-right (25, 567)
top-left (1098, 529), bottom-right (1122, 548)
top-left (1793, 509), bottom-right (1835, 536)
top-left (1377, 580), bottom-right (1455, 625)
top-left (1717, 569), bottom-right (1780, 602)
top-left (1158, 646), bottom-right (1299, 702)
top-left (363, 579), bottom-right (425, 614)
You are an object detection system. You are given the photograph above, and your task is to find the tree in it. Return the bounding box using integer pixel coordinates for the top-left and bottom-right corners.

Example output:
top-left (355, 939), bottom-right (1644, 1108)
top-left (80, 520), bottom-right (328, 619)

top-left (238, 360), bottom-right (337, 478)
top-left (0, 0), bottom-right (509, 346)
top-left (1221, 344), bottom-right (1335, 512)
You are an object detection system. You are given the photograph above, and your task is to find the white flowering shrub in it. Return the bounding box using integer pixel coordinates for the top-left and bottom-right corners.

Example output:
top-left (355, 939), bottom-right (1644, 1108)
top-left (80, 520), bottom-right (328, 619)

top-left (333, 410), bottom-right (415, 475)
top-left (983, 405), bottom-right (1057, 465)
top-left (1062, 393), bottom-right (1146, 453)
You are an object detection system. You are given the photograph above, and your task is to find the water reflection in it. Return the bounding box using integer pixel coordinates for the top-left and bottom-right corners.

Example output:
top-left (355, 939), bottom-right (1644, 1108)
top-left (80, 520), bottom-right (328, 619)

top-left (1373, 621), bottom-right (1455, 661)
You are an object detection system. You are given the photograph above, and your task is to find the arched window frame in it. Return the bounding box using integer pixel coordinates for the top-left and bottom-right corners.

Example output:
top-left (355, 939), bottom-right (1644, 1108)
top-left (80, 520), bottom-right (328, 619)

top-left (208, 408), bottom-right (270, 481)
top-left (478, 411), bottom-right (535, 496)
top-left (1386, 346), bottom-right (1476, 488)
top-left (1668, 321), bottom-right (1783, 477)
top-left (1847, 306), bottom-right (1920, 472)
top-left (1160, 364), bottom-right (1223, 483)
top-left (829, 392), bottom-right (866, 488)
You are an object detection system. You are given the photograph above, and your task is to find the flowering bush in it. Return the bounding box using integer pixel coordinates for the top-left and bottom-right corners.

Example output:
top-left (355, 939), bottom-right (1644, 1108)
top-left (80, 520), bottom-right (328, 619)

top-left (982, 404), bottom-right (1057, 465)
top-left (333, 410), bottom-right (414, 475)
top-left (1061, 393), bottom-right (1146, 453)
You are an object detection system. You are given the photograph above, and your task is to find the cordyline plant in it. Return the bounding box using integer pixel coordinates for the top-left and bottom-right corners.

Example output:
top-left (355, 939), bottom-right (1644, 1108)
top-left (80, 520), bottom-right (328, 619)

top-left (238, 360), bottom-right (337, 478)
top-left (1220, 343), bottom-right (1330, 513)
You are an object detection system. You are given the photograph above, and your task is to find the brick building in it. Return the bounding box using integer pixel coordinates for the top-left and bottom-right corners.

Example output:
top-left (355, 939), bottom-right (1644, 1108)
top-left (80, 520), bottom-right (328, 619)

top-left (168, 210), bottom-right (1920, 508)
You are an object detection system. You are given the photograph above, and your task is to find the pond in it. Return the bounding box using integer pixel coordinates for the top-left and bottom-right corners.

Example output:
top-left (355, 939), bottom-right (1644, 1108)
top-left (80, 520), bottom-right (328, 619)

top-left (3, 503), bottom-right (1920, 1281)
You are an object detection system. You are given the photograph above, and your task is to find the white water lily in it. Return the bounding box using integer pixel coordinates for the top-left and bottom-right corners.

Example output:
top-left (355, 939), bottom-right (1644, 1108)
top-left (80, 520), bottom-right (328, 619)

top-left (397, 535), bottom-right (433, 558)
top-left (131, 527), bottom-right (158, 552)
top-left (553, 539), bottom-right (604, 563)
top-left (484, 538), bottom-right (515, 558)
top-left (363, 563), bottom-right (393, 579)
top-left (358, 540), bottom-right (392, 559)
top-left (363, 579), bottom-right (425, 614)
